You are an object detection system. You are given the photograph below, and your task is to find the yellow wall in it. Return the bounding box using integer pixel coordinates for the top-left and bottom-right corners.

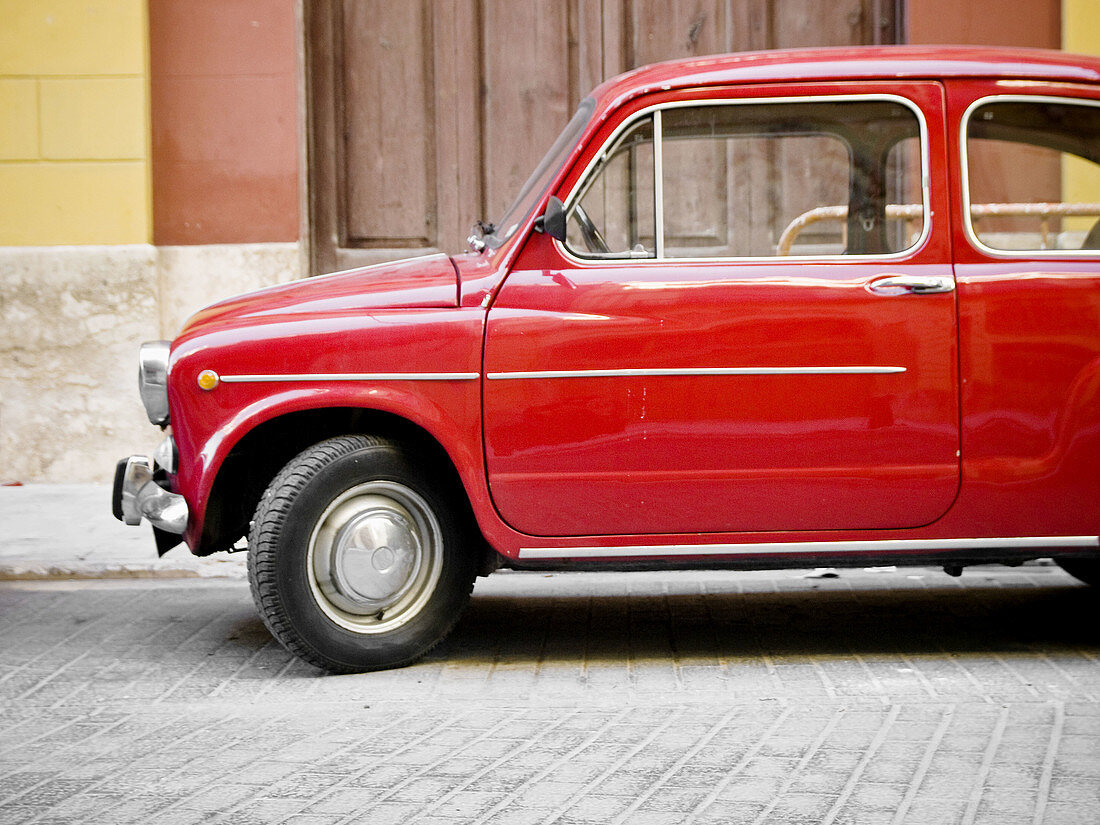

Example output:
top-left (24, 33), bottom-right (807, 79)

top-left (1063, 0), bottom-right (1100, 56)
top-left (1062, 0), bottom-right (1100, 222)
top-left (0, 0), bottom-right (150, 245)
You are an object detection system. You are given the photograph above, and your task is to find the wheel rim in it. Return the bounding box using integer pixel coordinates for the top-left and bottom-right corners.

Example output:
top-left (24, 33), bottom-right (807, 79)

top-left (307, 481), bottom-right (443, 634)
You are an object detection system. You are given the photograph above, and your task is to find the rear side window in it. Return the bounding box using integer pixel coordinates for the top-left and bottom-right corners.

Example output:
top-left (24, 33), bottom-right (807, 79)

top-left (964, 97), bottom-right (1100, 253)
top-left (563, 96), bottom-right (927, 261)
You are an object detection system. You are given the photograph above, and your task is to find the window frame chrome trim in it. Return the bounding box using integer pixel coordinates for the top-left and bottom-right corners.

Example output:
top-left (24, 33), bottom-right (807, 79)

top-left (653, 108), bottom-right (665, 259)
top-left (517, 536), bottom-right (1099, 560)
top-left (556, 92), bottom-right (933, 265)
top-left (959, 93), bottom-right (1100, 259)
top-left (486, 366), bottom-right (906, 380)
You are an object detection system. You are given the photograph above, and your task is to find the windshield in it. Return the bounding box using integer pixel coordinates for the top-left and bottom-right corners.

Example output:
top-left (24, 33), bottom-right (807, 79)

top-left (483, 97), bottom-right (596, 249)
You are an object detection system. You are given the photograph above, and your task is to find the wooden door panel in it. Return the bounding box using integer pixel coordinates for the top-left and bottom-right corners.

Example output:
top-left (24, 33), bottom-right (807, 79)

top-left (630, 0), bottom-right (729, 64)
top-left (773, 0), bottom-right (873, 47)
top-left (308, 0), bottom-right (900, 275)
top-left (481, 2), bottom-right (577, 225)
top-left (342, 1), bottom-right (434, 246)
top-left (430, 1), bottom-right (483, 262)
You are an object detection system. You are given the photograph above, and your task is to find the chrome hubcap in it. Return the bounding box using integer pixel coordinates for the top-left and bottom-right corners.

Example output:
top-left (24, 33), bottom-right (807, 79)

top-left (308, 482), bottom-right (442, 633)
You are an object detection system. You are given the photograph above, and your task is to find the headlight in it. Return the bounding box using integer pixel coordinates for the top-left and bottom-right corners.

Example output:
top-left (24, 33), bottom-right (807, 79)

top-left (138, 340), bottom-right (171, 426)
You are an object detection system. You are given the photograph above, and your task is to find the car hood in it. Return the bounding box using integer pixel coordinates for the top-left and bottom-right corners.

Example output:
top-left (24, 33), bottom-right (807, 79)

top-left (177, 254), bottom-right (460, 338)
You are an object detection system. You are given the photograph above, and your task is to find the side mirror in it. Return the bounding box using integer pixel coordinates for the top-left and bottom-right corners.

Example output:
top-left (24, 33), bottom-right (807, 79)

top-left (534, 196), bottom-right (567, 242)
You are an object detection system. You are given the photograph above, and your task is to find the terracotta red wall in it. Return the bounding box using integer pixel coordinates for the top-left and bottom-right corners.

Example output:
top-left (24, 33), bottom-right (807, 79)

top-left (150, 0), bottom-right (299, 245)
top-left (907, 0), bottom-right (1060, 49)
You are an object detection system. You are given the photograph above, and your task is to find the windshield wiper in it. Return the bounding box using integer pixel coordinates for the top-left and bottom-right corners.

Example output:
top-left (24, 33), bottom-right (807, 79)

top-left (467, 220), bottom-right (496, 252)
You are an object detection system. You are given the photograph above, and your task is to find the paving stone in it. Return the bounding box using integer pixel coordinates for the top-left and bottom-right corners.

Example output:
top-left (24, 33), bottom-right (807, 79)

top-left (1043, 801), bottom-right (1100, 825)
top-left (481, 808), bottom-right (553, 825)
top-left (830, 810), bottom-right (899, 825)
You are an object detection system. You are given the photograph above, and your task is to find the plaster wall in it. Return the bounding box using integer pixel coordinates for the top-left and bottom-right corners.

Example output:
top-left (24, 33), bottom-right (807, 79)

top-left (1, 244), bottom-right (301, 483)
top-left (150, 0), bottom-right (300, 245)
top-left (907, 0), bottom-right (1060, 48)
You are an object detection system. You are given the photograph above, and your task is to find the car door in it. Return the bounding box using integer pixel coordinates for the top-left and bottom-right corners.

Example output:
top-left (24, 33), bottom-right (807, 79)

top-left (484, 82), bottom-right (959, 538)
top-left (951, 81), bottom-right (1100, 535)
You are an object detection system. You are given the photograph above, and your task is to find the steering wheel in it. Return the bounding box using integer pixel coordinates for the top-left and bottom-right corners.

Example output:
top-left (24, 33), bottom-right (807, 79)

top-left (571, 203), bottom-right (611, 254)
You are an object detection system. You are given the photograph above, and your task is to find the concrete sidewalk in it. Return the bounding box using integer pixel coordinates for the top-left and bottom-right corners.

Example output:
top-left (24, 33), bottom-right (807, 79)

top-left (0, 483), bottom-right (245, 579)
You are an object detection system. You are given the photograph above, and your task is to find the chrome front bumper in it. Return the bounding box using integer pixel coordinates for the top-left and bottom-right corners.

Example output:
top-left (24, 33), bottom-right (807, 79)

top-left (112, 455), bottom-right (188, 534)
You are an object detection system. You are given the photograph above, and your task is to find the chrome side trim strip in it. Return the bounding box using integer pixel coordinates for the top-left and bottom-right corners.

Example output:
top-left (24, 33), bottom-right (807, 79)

top-left (219, 372), bottom-right (479, 383)
top-left (487, 366), bottom-right (906, 380)
top-left (517, 536), bottom-right (1099, 560)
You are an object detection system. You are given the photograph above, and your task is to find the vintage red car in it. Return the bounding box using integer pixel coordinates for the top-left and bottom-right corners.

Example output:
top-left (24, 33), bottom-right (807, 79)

top-left (115, 46), bottom-right (1100, 672)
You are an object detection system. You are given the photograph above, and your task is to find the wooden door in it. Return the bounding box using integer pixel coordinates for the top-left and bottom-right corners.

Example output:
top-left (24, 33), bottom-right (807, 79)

top-left (306, 0), bottom-right (900, 275)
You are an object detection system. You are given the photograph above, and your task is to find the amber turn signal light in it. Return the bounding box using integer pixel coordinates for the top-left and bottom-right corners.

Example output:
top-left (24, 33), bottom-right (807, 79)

top-left (197, 370), bottom-right (220, 391)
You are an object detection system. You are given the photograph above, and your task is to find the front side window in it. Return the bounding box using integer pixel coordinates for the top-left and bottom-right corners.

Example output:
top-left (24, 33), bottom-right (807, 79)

top-left (563, 97), bottom-right (926, 260)
top-left (566, 116), bottom-right (655, 257)
top-left (964, 97), bottom-right (1100, 253)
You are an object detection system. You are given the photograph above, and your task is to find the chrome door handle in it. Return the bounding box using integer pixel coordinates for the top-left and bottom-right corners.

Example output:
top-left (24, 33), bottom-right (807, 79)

top-left (868, 275), bottom-right (955, 295)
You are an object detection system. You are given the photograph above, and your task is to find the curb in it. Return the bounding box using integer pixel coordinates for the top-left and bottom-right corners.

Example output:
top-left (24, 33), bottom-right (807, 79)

top-left (0, 559), bottom-right (247, 582)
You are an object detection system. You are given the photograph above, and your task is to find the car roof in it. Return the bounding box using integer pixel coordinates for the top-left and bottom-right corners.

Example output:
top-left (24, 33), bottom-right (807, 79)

top-left (590, 46), bottom-right (1100, 111)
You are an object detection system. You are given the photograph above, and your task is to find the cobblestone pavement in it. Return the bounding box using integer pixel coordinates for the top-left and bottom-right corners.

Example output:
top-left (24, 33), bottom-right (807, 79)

top-left (0, 566), bottom-right (1097, 824)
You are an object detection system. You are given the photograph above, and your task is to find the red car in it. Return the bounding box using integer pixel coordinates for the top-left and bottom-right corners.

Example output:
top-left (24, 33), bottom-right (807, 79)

top-left (115, 46), bottom-right (1100, 672)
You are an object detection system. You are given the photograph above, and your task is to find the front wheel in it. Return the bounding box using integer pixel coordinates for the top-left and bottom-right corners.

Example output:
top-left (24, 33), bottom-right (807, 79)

top-left (248, 435), bottom-right (477, 673)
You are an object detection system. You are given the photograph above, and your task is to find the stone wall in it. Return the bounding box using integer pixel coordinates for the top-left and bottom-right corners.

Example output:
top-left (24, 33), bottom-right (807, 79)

top-left (1, 243), bottom-right (302, 483)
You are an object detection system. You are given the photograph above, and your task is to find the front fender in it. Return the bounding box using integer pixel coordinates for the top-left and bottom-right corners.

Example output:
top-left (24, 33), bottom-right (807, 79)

top-left (167, 308), bottom-right (486, 552)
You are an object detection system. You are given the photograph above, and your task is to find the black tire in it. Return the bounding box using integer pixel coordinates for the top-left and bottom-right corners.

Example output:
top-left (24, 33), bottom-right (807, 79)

top-left (247, 435), bottom-right (477, 673)
top-left (1056, 558), bottom-right (1100, 586)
